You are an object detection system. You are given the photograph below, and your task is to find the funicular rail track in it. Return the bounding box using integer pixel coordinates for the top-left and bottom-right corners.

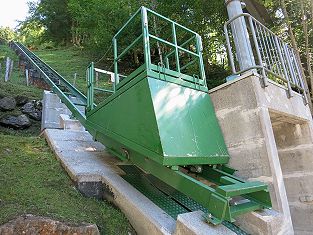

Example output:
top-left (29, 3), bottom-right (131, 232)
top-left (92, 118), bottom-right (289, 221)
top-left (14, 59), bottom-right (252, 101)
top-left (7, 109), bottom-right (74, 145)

top-left (10, 7), bottom-right (272, 234)
top-left (11, 42), bottom-right (88, 125)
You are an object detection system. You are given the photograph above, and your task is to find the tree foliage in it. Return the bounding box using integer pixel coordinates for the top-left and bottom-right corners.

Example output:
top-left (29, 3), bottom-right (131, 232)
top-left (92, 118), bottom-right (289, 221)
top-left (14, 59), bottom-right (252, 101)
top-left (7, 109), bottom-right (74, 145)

top-left (0, 27), bottom-right (16, 42)
top-left (19, 0), bottom-right (313, 92)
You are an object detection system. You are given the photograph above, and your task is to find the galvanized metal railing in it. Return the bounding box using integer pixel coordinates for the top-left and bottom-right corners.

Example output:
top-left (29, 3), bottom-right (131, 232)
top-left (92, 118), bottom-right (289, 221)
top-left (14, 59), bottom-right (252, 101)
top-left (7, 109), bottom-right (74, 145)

top-left (224, 13), bottom-right (308, 103)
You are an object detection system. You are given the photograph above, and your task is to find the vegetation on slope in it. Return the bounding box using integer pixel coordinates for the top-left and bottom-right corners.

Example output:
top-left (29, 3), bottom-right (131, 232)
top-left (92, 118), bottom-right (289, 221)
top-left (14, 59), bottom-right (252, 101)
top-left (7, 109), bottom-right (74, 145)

top-left (0, 44), bottom-right (133, 234)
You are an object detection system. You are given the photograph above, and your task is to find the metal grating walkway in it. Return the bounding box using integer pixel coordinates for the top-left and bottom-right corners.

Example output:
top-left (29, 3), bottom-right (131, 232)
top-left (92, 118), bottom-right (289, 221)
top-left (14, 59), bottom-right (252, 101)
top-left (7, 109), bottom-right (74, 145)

top-left (119, 165), bottom-right (249, 235)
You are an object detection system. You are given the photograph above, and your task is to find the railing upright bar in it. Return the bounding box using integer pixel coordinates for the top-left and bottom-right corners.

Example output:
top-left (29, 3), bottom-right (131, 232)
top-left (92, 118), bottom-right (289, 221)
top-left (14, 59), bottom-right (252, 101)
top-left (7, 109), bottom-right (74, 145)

top-left (248, 16), bottom-right (267, 86)
top-left (196, 34), bottom-right (206, 83)
top-left (281, 43), bottom-right (294, 97)
top-left (288, 48), bottom-right (301, 87)
top-left (268, 32), bottom-right (284, 78)
top-left (113, 37), bottom-right (118, 92)
top-left (274, 36), bottom-right (290, 89)
top-left (284, 44), bottom-right (297, 87)
top-left (141, 7), bottom-right (151, 69)
top-left (293, 49), bottom-right (309, 104)
top-left (224, 25), bottom-right (236, 74)
top-left (260, 26), bottom-right (275, 73)
top-left (291, 49), bottom-right (303, 87)
top-left (255, 23), bottom-right (270, 70)
top-left (172, 22), bottom-right (180, 73)
top-left (264, 29), bottom-right (279, 76)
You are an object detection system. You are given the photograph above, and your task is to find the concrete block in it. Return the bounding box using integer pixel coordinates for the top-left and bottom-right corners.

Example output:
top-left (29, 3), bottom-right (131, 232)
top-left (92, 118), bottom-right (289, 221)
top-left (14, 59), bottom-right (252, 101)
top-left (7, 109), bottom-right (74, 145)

top-left (235, 210), bottom-right (288, 235)
top-left (283, 172), bottom-right (313, 202)
top-left (60, 114), bottom-right (85, 131)
top-left (289, 201), bottom-right (313, 234)
top-left (77, 181), bottom-right (103, 199)
top-left (174, 211), bottom-right (235, 235)
top-left (41, 90), bottom-right (71, 130)
top-left (278, 144), bottom-right (313, 173)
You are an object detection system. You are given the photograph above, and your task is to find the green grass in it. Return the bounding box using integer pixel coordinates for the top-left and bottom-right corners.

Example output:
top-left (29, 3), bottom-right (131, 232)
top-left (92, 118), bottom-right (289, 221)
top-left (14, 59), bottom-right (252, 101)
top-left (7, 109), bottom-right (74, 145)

top-left (0, 44), bottom-right (18, 61)
top-left (0, 135), bottom-right (132, 234)
top-left (0, 44), bottom-right (133, 234)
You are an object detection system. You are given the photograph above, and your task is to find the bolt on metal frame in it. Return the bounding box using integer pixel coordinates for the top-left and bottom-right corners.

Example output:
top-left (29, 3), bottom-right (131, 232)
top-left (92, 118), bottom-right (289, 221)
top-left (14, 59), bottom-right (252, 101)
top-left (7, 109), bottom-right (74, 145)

top-left (224, 13), bottom-right (308, 104)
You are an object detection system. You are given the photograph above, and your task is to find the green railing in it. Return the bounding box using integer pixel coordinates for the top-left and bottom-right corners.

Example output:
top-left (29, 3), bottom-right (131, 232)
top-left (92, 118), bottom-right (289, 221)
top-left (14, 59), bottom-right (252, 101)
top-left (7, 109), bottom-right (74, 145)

top-left (87, 6), bottom-right (208, 111)
top-left (113, 6), bottom-right (207, 90)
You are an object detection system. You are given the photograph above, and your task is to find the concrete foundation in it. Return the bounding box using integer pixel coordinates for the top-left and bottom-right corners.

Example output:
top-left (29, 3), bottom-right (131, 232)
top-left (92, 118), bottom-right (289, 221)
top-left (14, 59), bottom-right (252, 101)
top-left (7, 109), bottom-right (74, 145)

top-left (209, 72), bottom-right (313, 234)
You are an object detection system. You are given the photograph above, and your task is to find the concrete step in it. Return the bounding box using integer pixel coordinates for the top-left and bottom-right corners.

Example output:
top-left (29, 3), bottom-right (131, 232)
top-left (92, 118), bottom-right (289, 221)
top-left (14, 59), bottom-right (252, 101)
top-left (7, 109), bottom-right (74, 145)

top-left (283, 171), bottom-right (313, 203)
top-left (278, 144), bottom-right (313, 173)
top-left (289, 201), bottom-right (313, 235)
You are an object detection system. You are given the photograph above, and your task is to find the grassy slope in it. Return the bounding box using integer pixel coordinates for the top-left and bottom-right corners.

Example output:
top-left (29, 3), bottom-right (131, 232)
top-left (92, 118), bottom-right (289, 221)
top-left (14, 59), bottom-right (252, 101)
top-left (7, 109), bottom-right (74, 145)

top-left (0, 44), bottom-right (132, 234)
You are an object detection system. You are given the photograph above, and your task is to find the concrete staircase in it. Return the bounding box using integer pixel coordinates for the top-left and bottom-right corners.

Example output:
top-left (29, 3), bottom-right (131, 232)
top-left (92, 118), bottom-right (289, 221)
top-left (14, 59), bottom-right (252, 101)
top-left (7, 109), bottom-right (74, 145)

top-left (278, 144), bottom-right (313, 234)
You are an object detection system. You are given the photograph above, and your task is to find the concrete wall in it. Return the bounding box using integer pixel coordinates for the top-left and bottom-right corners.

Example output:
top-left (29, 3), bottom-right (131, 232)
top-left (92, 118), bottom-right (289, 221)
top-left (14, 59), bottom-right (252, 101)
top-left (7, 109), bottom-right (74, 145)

top-left (209, 73), bottom-right (313, 234)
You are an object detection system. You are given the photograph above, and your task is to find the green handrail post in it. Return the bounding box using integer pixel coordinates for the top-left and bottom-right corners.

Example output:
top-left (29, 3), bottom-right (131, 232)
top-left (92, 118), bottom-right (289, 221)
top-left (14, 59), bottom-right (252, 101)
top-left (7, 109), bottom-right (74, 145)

top-left (141, 6), bottom-right (151, 70)
top-left (87, 62), bottom-right (95, 111)
top-left (172, 22), bottom-right (180, 73)
top-left (113, 37), bottom-right (118, 91)
top-left (196, 34), bottom-right (207, 85)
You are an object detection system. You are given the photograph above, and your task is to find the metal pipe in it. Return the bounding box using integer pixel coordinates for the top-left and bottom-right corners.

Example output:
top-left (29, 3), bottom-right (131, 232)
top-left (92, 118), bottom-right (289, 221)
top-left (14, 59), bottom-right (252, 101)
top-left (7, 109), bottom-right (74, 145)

top-left (225, 0), bottom-right (255, 71)
top-left (172, 23), bottom-right (180, 73)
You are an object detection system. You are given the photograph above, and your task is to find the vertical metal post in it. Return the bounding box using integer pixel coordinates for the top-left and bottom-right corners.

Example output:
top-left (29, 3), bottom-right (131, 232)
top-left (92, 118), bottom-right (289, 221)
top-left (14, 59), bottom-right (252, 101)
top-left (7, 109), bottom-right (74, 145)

top-left (113, 37), bottom-right (118, 92)
top-left (141, 7), bottom-right (151, 70)
top-left (225, 0), bottom-right (255, 71)
top-left (282, 43), bottom-right (296, 98)
top-left (275, 37), bottom-right (293, 98)
top-left (196, 34), bottom-right (206, 85)
top-left (165, 57), bottom-right (170, 69)
top-left (87, 62), bottom-right (95, 111)
top-left (172, 23), bottom-right (180, 73)
top-left (248, 17), bottom-right (267, 86)
top-left (293, 50), bottom-right (309, 104)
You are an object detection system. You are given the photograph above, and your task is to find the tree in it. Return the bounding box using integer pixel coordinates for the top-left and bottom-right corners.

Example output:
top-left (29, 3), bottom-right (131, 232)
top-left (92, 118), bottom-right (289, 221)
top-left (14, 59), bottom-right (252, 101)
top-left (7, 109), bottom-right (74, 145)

top-left (0, 27), bottom-right (16, 42)
top-left (27, 0), bottom-right (72, 44)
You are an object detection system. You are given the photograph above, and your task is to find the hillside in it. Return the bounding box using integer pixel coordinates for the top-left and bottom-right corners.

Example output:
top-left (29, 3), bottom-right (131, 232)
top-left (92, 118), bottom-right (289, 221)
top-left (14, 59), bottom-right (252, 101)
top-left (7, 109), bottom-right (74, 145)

top-left (0, 44), bottom-right (133, 234)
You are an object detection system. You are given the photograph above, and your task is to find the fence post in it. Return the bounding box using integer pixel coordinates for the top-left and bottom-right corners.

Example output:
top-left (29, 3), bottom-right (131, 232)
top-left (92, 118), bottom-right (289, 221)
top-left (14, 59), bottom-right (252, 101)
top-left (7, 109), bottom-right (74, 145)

top-left (5, 57), bottom-right (11, 82)
top-left (225, 0), bottom-right (255, 71)
top-left (25, 69), bottom-right (29, 86)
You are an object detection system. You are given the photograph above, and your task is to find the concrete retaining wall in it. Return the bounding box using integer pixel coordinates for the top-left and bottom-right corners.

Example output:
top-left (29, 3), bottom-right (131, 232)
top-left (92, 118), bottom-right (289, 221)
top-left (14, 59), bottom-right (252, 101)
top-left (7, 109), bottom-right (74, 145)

top-left (210, 73), bottom-right (313, 234)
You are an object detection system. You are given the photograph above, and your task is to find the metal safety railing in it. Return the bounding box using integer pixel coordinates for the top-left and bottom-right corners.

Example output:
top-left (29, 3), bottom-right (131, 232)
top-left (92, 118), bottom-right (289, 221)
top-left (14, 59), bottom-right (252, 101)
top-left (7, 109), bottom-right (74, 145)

top-left (113, 6), bottom-right (207, 91)
top-left (224, 13), bottom-right (308, 103)
top-left (86, 62), bottom-right (128, 111)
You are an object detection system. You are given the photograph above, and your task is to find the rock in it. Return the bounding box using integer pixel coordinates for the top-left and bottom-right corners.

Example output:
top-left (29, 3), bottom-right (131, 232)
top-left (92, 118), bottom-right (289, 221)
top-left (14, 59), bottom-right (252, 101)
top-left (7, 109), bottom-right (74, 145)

top-left (0, 97), bottom-right (16, 111)
top-left (15, 96), bottom-right (29, 106)
top-left (0, 114), bottom-right (31, 129)
top-left (20, 101), bottom-right (42, 121)
top-left (0, 214), bottom-right (100, 235)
